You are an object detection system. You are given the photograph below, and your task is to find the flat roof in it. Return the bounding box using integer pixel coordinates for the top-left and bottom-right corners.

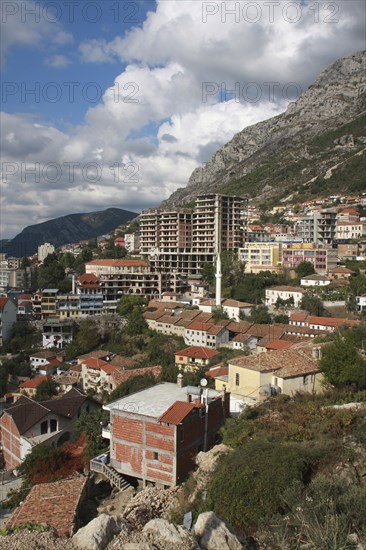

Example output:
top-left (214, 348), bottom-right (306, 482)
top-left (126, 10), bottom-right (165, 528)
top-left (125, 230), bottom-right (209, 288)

top-left (105, 382), bottom-right (221, 419)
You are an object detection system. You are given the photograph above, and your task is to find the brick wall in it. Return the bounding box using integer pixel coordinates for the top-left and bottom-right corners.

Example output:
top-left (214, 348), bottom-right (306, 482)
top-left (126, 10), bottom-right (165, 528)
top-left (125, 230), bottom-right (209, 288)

top-left (0, 413), bottom-right (22, 470)
top-left (111, 393), bottom-right (229, 486)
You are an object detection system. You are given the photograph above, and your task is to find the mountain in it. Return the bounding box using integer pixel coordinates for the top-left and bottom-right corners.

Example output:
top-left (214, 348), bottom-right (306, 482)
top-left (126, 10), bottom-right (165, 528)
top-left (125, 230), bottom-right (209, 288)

top-left (163, 51), bottom-right (366, 208)
top-left (1, 207), bottom-right (138, 258)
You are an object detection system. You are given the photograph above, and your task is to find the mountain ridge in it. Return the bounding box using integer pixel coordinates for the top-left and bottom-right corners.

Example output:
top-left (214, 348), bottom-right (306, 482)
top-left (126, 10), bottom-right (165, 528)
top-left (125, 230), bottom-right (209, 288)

top-left (1, 207), bottom-right (138, 258)
top-left (162, 50), bottom-right (366, 208)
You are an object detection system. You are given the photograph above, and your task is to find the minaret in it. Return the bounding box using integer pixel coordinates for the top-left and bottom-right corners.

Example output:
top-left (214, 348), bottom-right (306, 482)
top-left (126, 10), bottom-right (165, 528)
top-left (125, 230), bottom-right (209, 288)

top-left (215, 253), bottom-right (222, 307)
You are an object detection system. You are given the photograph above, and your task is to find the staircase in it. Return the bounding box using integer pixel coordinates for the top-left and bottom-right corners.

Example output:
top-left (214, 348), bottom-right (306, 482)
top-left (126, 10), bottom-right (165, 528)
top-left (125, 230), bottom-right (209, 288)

top-left (90, 457), bottom-right (133, 491)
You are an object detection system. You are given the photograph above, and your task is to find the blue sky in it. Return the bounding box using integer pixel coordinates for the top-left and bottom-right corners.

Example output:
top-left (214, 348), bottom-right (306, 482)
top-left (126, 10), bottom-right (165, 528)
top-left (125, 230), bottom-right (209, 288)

top-left (1, 0), bottom-right (365, 238)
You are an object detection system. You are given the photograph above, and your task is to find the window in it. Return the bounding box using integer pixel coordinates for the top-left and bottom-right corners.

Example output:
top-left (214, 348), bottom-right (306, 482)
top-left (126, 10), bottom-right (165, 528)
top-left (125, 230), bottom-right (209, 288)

top-left (40, 420), bottom-right (48, 434)
top-left (303, 375), bottom-right (309, 385)
top-left (235, 373), bottom-right (240, 386)
top-left (180, 428), bottom-right (184, 443)
top-left (50, 419), bottom-right (57, 432)
top-left (153, 452), bottom-right (159, 460)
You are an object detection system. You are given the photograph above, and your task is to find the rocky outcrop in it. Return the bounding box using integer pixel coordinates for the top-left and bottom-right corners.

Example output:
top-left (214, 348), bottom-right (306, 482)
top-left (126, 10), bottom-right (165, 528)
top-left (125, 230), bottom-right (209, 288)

top-left (194, 512), bottom-right (243, 550)
top-left (162, 50), bottom-right (366, 207)
top-left (143, 519), bottom-right (196, 548)
top-left (72, 514), bottom-right (131, 550)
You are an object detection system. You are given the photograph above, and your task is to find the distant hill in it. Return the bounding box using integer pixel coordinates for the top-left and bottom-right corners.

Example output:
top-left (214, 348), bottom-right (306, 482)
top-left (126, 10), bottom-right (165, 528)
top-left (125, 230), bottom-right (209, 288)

top-left (1, 208), bottom-right (138, 257)
top-left (163, 50), bottom-right (366, 209)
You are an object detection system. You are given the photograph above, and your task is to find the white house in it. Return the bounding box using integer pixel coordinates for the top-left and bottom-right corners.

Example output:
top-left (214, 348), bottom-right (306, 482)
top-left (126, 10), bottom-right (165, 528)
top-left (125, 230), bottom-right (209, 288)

top-left (356, 294), bottom-right (366, 312)
top-left (301, 274), bottom-right (331, 287)
top-left (184, 321), bottom-right (229, 349)
top-left (265, 286), bottom-right (305, 308)
top-left (198, 298), bottom-right (254, 321)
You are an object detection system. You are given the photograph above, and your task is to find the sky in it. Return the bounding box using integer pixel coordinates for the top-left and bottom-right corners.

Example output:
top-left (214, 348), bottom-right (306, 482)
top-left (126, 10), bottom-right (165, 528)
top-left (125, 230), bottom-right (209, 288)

top-left (1, 0), bottom-right (365, 239)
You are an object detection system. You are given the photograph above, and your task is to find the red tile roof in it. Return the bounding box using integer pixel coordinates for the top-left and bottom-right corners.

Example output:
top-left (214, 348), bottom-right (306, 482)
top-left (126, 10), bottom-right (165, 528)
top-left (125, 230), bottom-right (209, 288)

top-left (308, 316), bottom-right (359, 327)
top-left (82, 357), bottom-right (110, 370)
top-left (175, 346), bottom-right (220, 360)
top-left (186, 321), bottom-right (213, 331)
top-left (7, 476), bottom-right (87, 537)
top-left (206, 366), bottom-right (228, 379)
top-left (20, 375), bottom-right (51, 389)
top-left (158, 401), bottom-right (203, 425)
top-left (289, 313), bottom-right (309, 322)
top-left (265, 339), bottom-right (294, 351)
top-left (112, 365), bottom-right (161, 386)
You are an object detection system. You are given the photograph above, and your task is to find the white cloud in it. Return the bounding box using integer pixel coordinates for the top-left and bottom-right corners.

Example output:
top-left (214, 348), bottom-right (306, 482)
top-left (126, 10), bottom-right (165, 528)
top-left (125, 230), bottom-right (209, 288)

top-left (45, 54), bottom-right (72, 68)
top-left (1, 0), bottom-right (365, 237)
top-left (0, 0), bottom-right (74, 67)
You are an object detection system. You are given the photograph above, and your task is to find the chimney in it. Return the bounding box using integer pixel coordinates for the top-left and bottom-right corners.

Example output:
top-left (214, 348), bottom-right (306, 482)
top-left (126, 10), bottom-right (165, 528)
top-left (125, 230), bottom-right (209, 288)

top-left (177, 373), bottom-right (184, 388)
top-left (312, 346), bottom-right (322, 360)
top-left (215, 253), bottom-right (222, 307)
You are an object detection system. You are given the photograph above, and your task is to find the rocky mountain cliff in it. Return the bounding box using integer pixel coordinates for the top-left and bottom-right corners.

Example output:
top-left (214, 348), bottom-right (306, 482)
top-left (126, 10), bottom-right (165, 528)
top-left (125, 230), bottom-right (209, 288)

top-left (1, 208), bottom-right (137, 258)
top-left (163, 50), bottom-right (366, 208)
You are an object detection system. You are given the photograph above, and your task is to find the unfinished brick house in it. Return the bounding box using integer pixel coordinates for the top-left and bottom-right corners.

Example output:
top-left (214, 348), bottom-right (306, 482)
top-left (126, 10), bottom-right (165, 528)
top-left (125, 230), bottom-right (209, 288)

top-left (104, 379), bottom-right (230, 488)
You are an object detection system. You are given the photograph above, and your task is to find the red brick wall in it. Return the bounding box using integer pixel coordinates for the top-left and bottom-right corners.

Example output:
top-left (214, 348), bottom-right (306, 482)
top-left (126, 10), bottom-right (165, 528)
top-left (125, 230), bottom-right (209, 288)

top-left (111, 413), bottom-right (175, 485)
top-left (0, 413), bottom-right (22, 470)
top-left (111, 394), bottom-right (229, 486)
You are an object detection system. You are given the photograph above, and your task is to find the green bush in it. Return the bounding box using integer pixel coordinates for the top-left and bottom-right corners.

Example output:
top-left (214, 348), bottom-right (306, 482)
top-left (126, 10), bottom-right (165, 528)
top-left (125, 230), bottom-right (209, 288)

top-left (207, 440), bottom-right (310, 531)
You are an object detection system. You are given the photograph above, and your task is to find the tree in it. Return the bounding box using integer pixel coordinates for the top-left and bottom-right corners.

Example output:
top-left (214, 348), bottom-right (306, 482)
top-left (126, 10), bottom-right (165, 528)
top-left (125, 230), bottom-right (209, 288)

top-left (319, 338), bottom-right (366, 389)
top-left (201, 262), bottom-right (215, 286)
top-left (125, 307), bottom-right (148, 336)
top-left (248, 305), bottom-right (272, 324)
top-left (212, 306), bottom-right (229, 323)
top-left (34, 379), bottom-right (58, 401)
top-left (295, 261), bottom-right (315, 279)
top-left (117, 295), bottom-right (147, 316)
top-left (38, 254), bottom-right (67, 289)
top-left (74, 318), bottom-right (101, 355)
top-left (300, 294), bottom-right (325, 316)
top-left (75, 408), bottom-right (109, 457)
top-left (2, 321), bottom-right (39, 353)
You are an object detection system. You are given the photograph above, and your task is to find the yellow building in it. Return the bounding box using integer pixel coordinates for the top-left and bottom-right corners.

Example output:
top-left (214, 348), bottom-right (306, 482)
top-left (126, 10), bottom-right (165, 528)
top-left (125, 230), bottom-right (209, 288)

top-left (239, 242), bottom-right (282, 274)
top-left (228, 342), bottom-right (324, 403)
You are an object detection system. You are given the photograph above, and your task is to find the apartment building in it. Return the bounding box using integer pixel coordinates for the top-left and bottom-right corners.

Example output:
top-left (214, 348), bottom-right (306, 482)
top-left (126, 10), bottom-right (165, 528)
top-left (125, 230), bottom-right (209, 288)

top-left (336, 222), bottom-right (366, 240)
top-left (239, 242), bottom-right (282, 273)
top-left (38, 242), bottom-right (55, 262)
top-left (0, 267), bottom-right (27, 291)
top-left (294, 209), bottom-right (337, 245)
top-left (281, 243), bottom-right (337, 273)
top-left (85, 259), bottom-right (170, 313)
top-left (140, 194), bottom-right (247, 279)
top-left (124, 233), bottom-right (140, 254)
top-left (77, 273), bottom-right (104, 316)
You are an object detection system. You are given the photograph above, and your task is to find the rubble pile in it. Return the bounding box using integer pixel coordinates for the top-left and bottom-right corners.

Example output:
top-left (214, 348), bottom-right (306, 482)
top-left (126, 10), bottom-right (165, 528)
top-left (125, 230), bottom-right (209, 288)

top-left (122, 486), bottom-right (180, 529)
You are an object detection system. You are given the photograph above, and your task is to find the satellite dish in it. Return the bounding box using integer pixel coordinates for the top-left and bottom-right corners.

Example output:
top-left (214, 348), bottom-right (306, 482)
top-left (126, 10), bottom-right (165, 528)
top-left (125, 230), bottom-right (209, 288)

top-left (200, 378), bottom-right (208, 387)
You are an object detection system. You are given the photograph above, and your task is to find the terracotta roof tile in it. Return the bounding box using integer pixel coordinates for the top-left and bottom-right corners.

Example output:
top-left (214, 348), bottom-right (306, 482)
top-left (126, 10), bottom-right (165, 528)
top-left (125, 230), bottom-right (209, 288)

top-left (20, 375), bottom-right (51, 389)
top-left (7, 476), bottom-right (87, 537)
top-left (175, 346), bottom-right (220, 359)
top-left (158, 401), bottom-right (202, 425)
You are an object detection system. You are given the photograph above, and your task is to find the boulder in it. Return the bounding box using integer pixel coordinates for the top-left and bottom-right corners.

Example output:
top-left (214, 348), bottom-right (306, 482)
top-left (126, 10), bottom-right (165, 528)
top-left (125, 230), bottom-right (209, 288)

top-left (121, 544), bottom-right (157, 550)
top-left (72, 513), bottom-right (130, 550)
top-left (194, 512), bottom-right (243, 550)
top-left (143, 518), bottom-right (193, 546)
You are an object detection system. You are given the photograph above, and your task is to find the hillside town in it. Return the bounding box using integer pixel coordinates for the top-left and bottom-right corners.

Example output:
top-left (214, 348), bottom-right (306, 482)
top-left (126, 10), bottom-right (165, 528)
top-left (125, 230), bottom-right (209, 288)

top-left (1, 191), bottom-right (366, 548)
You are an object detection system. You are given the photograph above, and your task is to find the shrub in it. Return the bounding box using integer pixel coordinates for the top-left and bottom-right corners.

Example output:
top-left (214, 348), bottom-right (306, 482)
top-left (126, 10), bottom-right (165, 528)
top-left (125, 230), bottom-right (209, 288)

top-left (206, 440), bottom-right (310, 532)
